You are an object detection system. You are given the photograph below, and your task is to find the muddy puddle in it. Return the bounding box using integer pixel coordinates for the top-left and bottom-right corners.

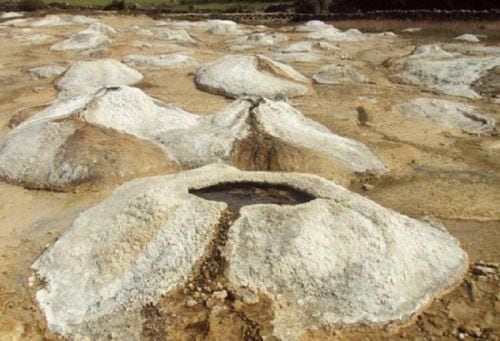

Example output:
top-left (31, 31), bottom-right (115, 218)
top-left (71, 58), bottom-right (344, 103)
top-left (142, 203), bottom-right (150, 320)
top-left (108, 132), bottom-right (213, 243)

top-left (190, 182), bottom-right (315, 214)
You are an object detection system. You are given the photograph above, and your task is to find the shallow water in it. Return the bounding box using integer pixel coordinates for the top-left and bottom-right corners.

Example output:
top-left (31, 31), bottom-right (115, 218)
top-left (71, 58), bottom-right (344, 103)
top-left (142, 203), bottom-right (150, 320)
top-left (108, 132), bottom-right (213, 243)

top-left (190, 182), bottom-right (315, 214)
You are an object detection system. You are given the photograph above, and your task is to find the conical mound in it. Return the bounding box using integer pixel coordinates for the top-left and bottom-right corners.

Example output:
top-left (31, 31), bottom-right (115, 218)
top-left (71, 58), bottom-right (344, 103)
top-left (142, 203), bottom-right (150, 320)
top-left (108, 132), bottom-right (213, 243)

top-left (157, 98), bottom-right (386, 184)
top-left (56, 59), bottom-right (144, 98)
top-left (32, 165), bottom-right (468, 339)
top-left (194, 55), bottom-right (310, 98)
top-left (0, 94), bottom-right (383, 190)
top-left (0, 118), bottom-right (175, 191)
top-left (0, 86), bottom-right (195, 190)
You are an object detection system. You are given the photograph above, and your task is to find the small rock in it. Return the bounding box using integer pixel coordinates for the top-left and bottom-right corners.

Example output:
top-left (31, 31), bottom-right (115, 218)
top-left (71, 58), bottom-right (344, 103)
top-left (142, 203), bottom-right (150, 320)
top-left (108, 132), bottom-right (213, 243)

top-left (212, 290), bottom-right (228, 300)
top-left (476, 261), bottom-right (498, 269)
top-left (205, 298), bottom-right (217, 309)
top-left (468, 327), bottom-right (481, 337)
top-left (458, 332), bottom-right (467, 340)
top-left (274, 93), bottom-right (288, 102)
top-left (402, 27), bottom-right (422, 33)
top-left (210, 305), bottom-right (227, 315)
top-left (362, 183), bottom-right (374, 191)
top-left (455, 34), bottom-right (480, 43)
top-left (472, 265), bottom-right (496, 276)
top-left (28, 276), bottom-right (35, 287)
top-left (29, 65), bottom-right (66, 79)
top-left (232, 299), bottom-right (244, 310)
top-left (241, 288), bottom-right (259, 305)
top-left (185, 298), bottom-right (198, 307)
top-left (358, 95), bottom-right (378, 103)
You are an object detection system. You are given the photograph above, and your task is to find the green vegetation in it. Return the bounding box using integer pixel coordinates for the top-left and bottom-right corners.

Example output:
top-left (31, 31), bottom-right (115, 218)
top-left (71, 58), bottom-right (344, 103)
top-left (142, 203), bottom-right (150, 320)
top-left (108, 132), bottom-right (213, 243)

top-left (332, 0), bottom-right (497, 11)
top-left (18, 0), bottom-right (46, 10)
top-left (21, 0), bottom-right (499, 11)
top-left (40, 0), bottom-right (292, 11)
top-left (294, 0), bottom-right (330, 15)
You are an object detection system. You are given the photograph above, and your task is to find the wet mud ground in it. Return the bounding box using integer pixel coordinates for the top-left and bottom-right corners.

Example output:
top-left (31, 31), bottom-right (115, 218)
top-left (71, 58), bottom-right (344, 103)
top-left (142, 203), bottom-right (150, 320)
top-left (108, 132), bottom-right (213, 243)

top-left (0, 13), bottom-right (498, 340)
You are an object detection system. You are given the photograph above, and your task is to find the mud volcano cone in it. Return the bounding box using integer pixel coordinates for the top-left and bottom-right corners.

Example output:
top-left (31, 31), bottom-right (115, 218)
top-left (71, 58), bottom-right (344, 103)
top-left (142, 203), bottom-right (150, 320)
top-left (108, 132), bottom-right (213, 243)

top-left (158, 97), bottom-right (387, 185)
top-left (194, 54), bottom-right (310, 98)
top-left (32, 165), bottom-right (467, 339)
top-left (0, 86), bottom-right (194, 191)
top-left (0, 91), bottom-right (384, 190)
top-left (0, 118), bottom-right (175, 191)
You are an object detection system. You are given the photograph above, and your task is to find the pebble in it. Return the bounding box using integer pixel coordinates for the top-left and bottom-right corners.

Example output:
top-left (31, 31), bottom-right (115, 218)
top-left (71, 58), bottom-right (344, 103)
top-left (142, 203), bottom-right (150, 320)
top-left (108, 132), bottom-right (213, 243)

top-left (362, 183), bottom-right (374, 191)
top-left (472, 265), bottom-right (496, 276)
top-left (469, 327), bottom-right (482, 337)
top-left (210, 305), bottom-right (226, 315)
top-left (205, 298), bottom-right (217, 309)
top-left (212, 290), bottom-right (228, 300)
top-left (476, 261), bottom-right (498, 268)
top-left (241, 288), bottom-right (259, 305)
top-left (232, 299), bottom-right (244, 310)
top-left (185, 298), bottom-right (198, 307)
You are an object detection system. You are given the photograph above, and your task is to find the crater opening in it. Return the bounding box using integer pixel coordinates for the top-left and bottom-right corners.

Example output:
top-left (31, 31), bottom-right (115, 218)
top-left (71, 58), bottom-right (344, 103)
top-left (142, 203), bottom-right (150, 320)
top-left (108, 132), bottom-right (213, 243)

top-left (179, 181), bottom-right (315, 339)
top-left (189, 181), bottom-right (315, 213)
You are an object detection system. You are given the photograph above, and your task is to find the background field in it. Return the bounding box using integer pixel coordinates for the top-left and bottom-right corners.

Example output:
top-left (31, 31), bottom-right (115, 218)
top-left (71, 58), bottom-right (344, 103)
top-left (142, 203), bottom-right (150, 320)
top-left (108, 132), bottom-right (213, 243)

top-left (39, 0), bottom-right (293, 10)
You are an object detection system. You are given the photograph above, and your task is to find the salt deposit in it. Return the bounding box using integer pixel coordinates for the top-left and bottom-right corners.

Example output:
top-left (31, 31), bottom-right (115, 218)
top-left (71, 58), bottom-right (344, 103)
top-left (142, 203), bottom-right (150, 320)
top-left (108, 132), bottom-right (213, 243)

top-left (30, 15), bottom-right (97, 27)
top-left (397, 98), bottom-right (496, 134)
top-left (56, 59), bottom-right (143, 98)
top-left (50, 23), bottom-right (116, 51)
top-left (195, 54), bottom-right (310, 98)
top-left (28, 65), bottom-right (67, 79)
top-left (32, 164), bottom-right (467, 339)
top-left (454, 34), bottom-right (480, 43)
top-left (392, 44), bottom-right (500, 98)
top-left (0, 118), bottom-right (174, 191)
top-left (229, 32), bottom-right (288, 51)
top-left (313, 64), bottom-right (370, 84)
top-left (122, 53), bottom-right (199, 69)
top-left (205, 20), bottom-right (242, 35)
top-left (156, 98), bottom-right (386, 177)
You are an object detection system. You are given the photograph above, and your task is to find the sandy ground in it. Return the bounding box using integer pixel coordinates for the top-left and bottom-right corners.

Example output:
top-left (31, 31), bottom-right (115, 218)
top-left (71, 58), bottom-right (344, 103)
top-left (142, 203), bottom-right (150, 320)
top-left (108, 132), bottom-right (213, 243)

top-left (0, 13), bottom-right (498, 340)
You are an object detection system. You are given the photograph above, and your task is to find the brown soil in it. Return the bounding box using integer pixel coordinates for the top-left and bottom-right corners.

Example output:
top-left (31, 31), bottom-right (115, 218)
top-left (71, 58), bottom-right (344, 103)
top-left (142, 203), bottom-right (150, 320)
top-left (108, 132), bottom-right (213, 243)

top-left (0, 12), bottom-right (498, 341)
top-left (55, 119), bottom-right (180, 191)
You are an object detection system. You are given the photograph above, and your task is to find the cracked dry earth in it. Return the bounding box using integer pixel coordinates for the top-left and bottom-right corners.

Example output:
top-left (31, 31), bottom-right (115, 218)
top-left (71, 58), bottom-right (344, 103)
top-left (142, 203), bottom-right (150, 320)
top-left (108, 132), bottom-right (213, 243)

top-left (0, 12), bottom-right (498, 341)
